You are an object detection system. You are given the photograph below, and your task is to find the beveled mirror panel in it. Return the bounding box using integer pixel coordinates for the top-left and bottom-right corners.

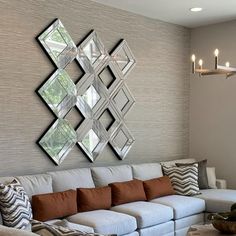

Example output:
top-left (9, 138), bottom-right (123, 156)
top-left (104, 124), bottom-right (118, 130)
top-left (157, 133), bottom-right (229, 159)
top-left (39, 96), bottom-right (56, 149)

top-left (38, 19), bottom-right (77, 69)
top-left (111, 40), bottom-right (136, 78)
top-left (111, 83), bottom-right (135, 117)
top-left (77, 30), bottom-right (109, 73)
top-left (76, 73), bottom-right (109, 119)
top-left (109, 123), bottom-right (135, 160)
top-left (39, 119), bottom-right (77, 165)
top-left (38, 69), bottom-right (77, 118)
top-left (77, 119), bottom-right (109, 162)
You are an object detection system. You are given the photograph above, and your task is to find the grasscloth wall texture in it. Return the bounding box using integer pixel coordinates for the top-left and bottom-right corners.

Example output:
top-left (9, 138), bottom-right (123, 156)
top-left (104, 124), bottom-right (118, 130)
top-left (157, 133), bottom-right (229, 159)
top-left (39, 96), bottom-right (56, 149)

top-left (0, 0), bottom-right (190, 176)
top-left (190, 20), bottom-right (236, 189)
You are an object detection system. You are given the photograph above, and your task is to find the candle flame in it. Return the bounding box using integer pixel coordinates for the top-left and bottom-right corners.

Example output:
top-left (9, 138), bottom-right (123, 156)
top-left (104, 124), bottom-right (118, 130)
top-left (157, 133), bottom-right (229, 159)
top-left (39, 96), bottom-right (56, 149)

top-left (214, 49), bottom-right (219, 57)
top-left (226, 62), bottom-right (230, 67)
top-left (191, 54), bottom-right (196, 62)
top-left (198, 59), bottom-right (203, 66)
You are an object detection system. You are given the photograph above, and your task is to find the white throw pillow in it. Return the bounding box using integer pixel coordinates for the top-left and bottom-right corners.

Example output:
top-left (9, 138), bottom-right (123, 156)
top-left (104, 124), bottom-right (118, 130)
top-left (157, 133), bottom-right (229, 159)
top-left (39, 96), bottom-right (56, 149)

top-left (206, 167), bottom-right (217, 189)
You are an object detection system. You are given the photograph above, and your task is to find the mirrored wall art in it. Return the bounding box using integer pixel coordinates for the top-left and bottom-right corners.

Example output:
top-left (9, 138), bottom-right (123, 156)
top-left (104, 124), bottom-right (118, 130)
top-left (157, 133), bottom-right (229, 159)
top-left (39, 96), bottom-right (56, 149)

top-left (37, 19), bottom-right (136, 164)
top-left (39, 119), bottom-right (77, 165)
top-left (109, 123), bottom-right (135, 160)
top-left (111, 40), bottom-right (136, 78)
top-left (38, 19), bottom-right (77, 69)
top-left (98, 103), bottom-right (122, 137)
top-left (76, 30), bottom-right (109, 73)
top-left (76, 73), bottom-right (109, 119)
top-left (98, 60), bottom-right (122, 97)
top-left (38, 70), bottom-right (77, 118)
top-left (111, 83), bottom-right (135, 117)
top-left (77, 119), bottom-right (109, 162)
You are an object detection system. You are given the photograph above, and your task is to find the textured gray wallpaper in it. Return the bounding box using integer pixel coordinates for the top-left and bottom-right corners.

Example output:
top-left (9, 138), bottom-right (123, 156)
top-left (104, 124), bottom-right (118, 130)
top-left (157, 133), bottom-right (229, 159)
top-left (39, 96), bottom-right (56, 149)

top-left (0, 0), bottom-right (190, 176)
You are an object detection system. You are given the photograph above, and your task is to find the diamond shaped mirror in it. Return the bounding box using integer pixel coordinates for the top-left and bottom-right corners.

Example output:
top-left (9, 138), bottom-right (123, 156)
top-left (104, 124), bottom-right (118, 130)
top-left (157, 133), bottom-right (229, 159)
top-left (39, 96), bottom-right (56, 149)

top-left (109, 123), bottom-right (135, 160)
top-left (38, 19), bottom-right (77, 69)
top-left (38, 119), bottom-right (77, 165)
top-left (76, 73), bottom-right (109, 119)
top-left (77, 30), bottom-right (109, 73)
top-left (77, 119), bottom-right (109, 162)
top-left (111, 83), bottom-right (135, 117)
top-left (38, 69), bottom-right (77, 118)
top-left (111, 40), bottom-right (136, 78)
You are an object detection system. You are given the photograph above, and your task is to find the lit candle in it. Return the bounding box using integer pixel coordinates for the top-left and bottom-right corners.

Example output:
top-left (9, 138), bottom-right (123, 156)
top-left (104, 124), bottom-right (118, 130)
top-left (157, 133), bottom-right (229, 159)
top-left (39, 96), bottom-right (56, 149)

top-left (225, 62), bottom-right (230, 68)
top-left (214, 49), bottom-right (219, 69)
top-left (191, 54), bottom-right (196, 73)
top-left (199, 59), bottom-right (203, 70)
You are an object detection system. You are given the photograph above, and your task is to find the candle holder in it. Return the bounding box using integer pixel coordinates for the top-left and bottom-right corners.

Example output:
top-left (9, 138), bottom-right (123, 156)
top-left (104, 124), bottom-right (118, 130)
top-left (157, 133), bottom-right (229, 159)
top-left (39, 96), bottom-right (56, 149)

top-left (191, 49), bottom-right (236, 79)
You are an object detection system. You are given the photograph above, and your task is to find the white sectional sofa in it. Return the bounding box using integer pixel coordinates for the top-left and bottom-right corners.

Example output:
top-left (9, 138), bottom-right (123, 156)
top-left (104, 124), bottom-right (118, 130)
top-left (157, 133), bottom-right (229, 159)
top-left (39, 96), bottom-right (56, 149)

top-left (0, 158), bottom-right (235, 236)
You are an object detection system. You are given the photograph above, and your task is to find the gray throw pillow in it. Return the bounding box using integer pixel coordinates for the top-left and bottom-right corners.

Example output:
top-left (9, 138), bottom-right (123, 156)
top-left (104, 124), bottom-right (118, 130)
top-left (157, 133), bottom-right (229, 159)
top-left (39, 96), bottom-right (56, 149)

top-left (176, 159), bottom-right (209, 189)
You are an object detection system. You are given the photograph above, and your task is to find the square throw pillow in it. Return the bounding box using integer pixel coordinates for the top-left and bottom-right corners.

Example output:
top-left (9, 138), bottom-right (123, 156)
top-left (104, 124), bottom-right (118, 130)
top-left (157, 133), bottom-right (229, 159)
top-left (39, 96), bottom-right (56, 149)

top-left (32, 189), bottom-right (77, 222)
top-left (143, 176), bottom-right (175, 200)
top-left (109, 179), bottom-right (147, 206)
top-left (176, 159), bottom-right (209, 189)
top-left (77, 186), bottom-right (111, 212)
top-left (162, 164), bottom-right (200, 196)
top-left (0, 179), bottom-right (32, 229)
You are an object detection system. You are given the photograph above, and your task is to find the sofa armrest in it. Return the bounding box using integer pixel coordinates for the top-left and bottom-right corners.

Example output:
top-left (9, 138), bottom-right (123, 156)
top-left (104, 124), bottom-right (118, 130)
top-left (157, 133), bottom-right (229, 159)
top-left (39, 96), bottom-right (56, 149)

top-left (216, 179), bottom-right (227, 189)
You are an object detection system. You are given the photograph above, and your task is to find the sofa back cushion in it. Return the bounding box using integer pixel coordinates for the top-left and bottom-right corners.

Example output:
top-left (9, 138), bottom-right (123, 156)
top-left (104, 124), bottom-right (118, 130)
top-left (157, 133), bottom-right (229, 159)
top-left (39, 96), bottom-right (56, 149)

top-left (32, 190), bottom-right (77, 222)
top-left (143, 176), bottom-right (175, 200)
top-left (77, 186), bottom-right (111, 212)
top-left (16, 174), bottom-right (53, 200)
top-left (132, 163), bottom-right (163, 180)
top-left (0, 177), bottom-right (15, 185)
top-left (109, 179), bottom-right (147, 206)
top-left (91, 165), bottom-right (133, 187)
top-left (48, 168), bottom-right (95, 192)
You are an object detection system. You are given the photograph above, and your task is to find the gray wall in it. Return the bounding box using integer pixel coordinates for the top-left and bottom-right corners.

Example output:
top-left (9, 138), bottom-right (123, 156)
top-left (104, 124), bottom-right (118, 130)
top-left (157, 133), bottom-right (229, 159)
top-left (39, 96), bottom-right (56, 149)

top-left (0, 0), bottom-right (190, 176)
top-left (190, 20), bottom-right (236, 188)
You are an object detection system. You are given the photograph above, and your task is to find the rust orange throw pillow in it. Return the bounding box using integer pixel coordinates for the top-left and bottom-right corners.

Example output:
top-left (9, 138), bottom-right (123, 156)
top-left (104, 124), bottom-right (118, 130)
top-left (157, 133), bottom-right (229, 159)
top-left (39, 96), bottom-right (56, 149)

top-left (32, 189), bottom-right (77, 221)
top-left (77, 186), bottom-right (111, 212)
top-left (109, 179), bottom-right (147, 206)
top-left (143, 176), bottom-right (175, 200)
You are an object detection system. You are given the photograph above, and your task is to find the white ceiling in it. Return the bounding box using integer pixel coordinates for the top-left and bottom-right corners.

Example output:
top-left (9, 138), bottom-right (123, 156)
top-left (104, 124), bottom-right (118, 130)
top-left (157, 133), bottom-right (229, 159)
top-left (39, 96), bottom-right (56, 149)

top-left (92, 0), bottom-right (236, 28)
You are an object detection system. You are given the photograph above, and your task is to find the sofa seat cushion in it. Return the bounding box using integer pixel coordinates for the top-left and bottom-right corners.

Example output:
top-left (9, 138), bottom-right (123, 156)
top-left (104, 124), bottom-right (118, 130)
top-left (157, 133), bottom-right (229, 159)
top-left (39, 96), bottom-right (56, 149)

top-left (111, 201), bottom-right (173, 228)
top-left (151, 195), bottom-right (205, 219)
top-left (175, 213), bottom-right (204, 230)
top-left (138, 221), bottom-right (174, 236)
top-left (195, 189), bottom-right (236, 212)
top-left (66, 210), bottom-right (137, 235)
